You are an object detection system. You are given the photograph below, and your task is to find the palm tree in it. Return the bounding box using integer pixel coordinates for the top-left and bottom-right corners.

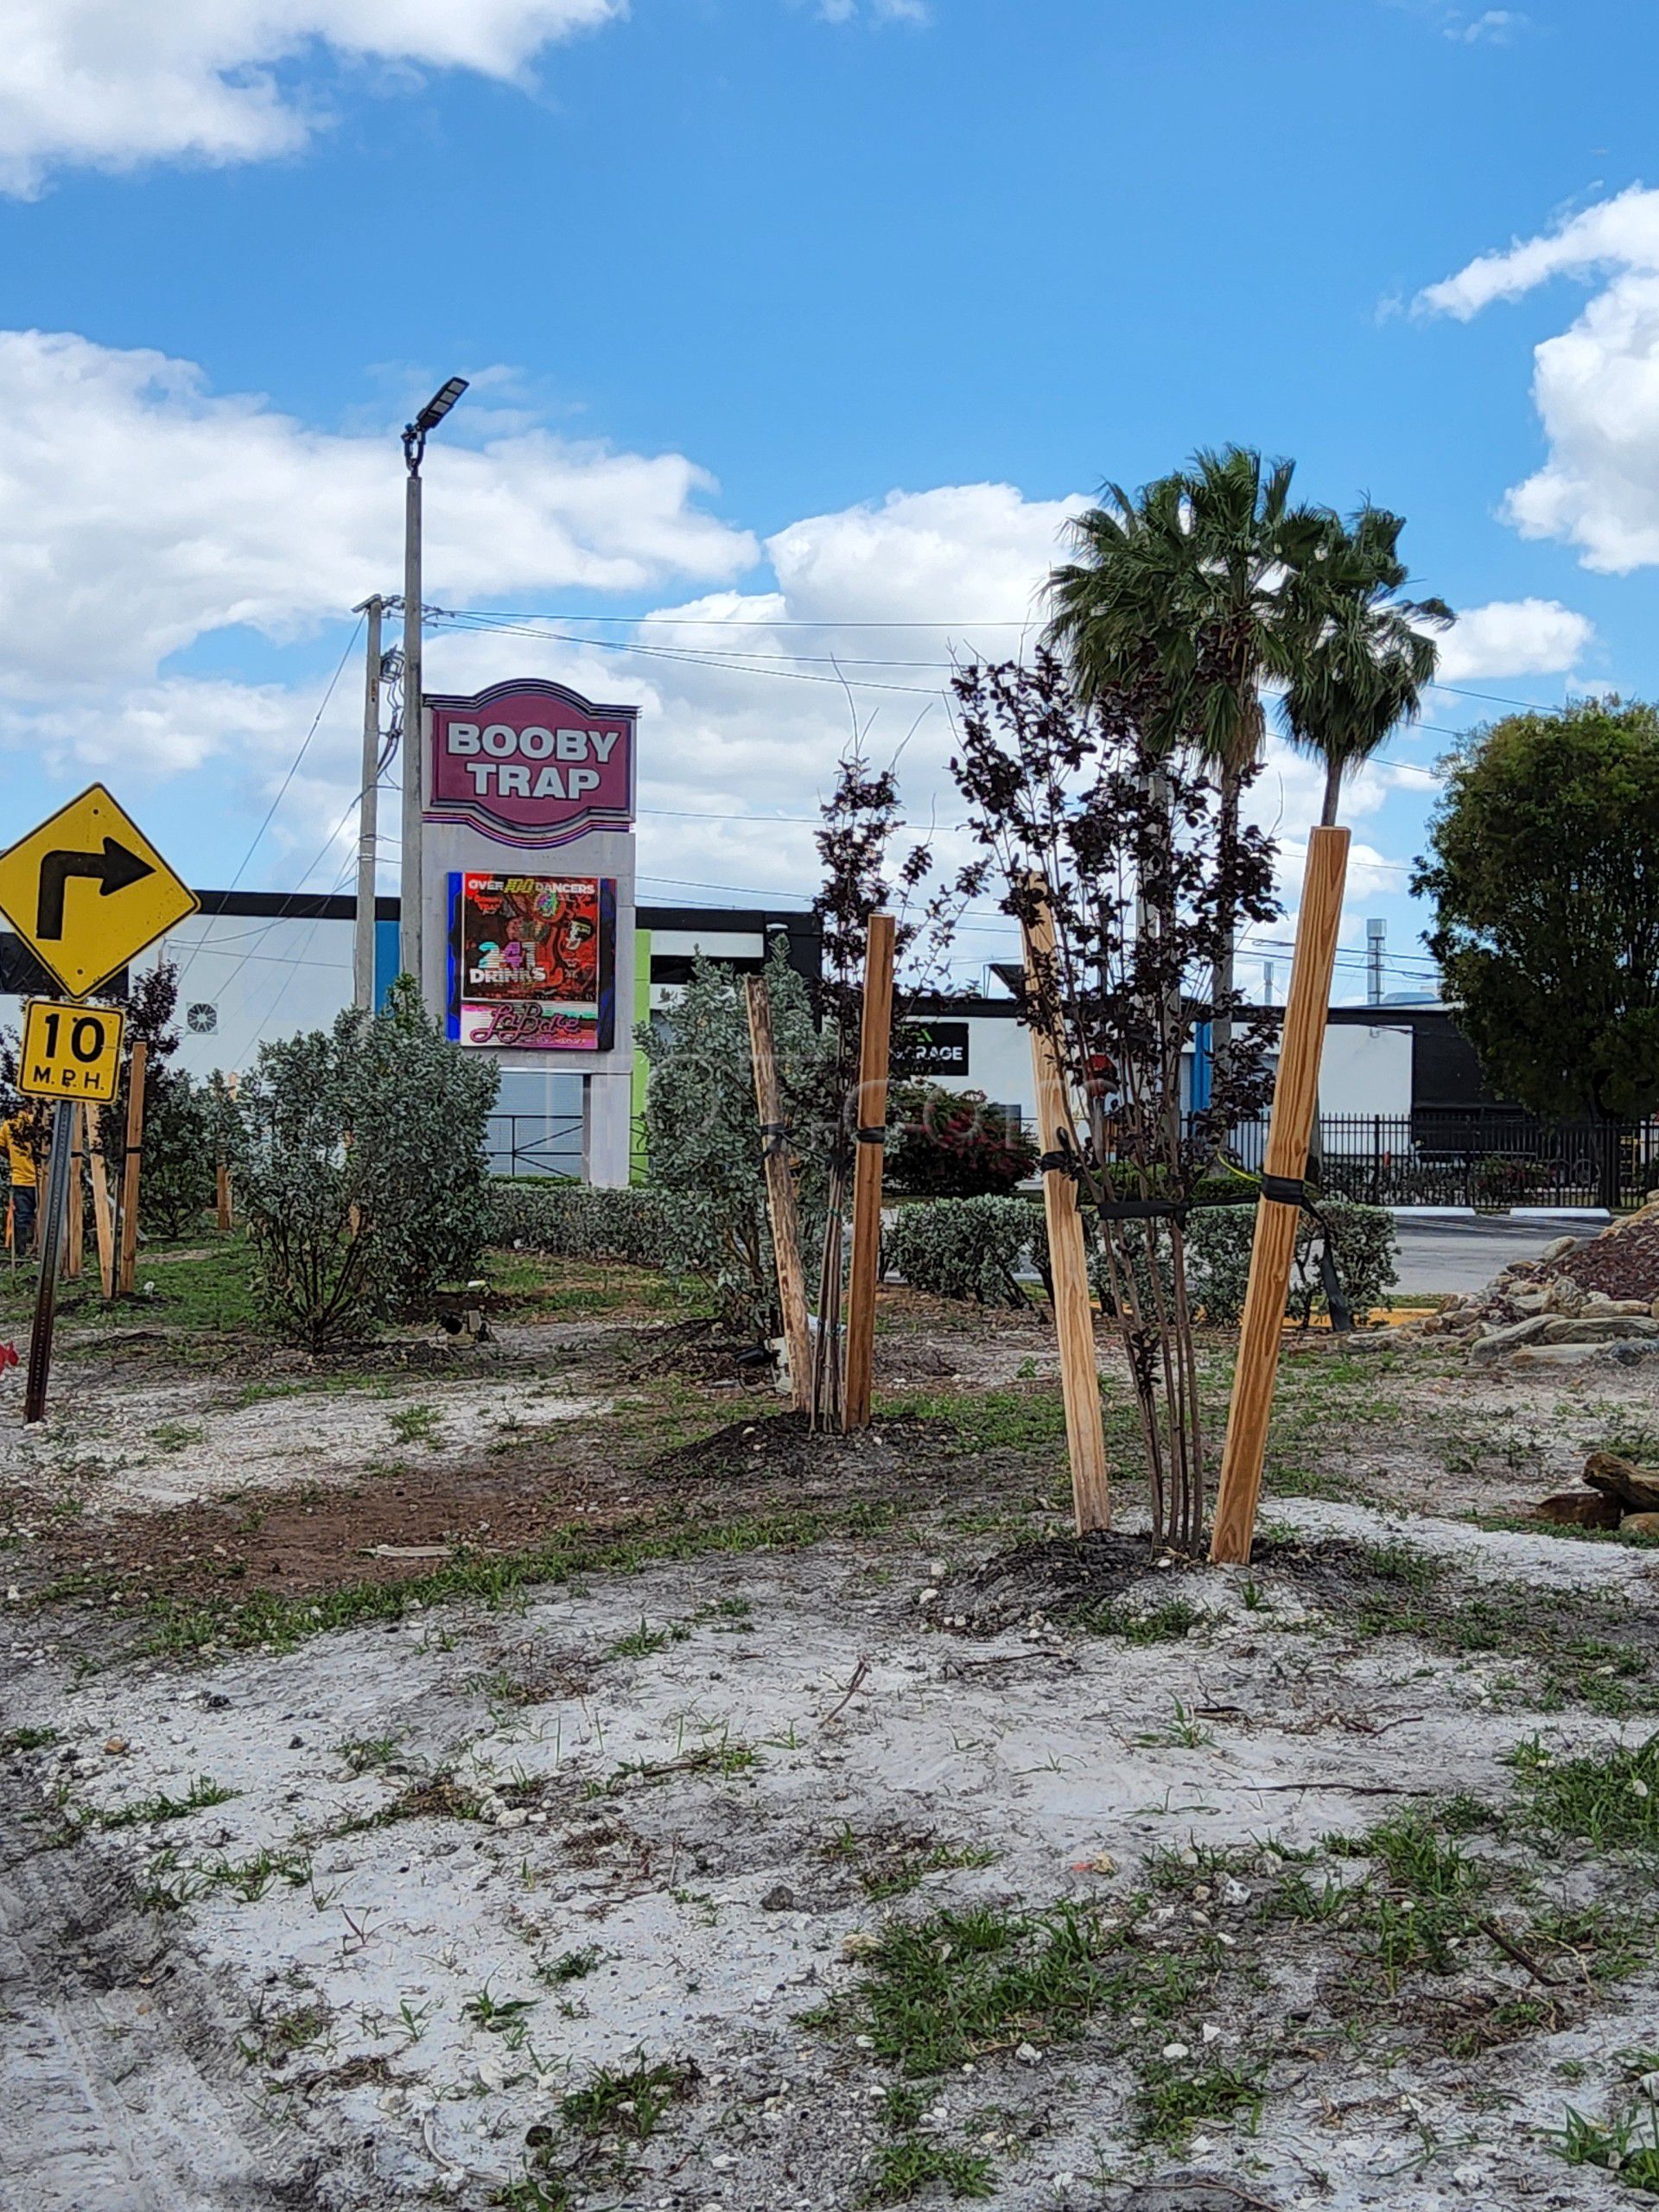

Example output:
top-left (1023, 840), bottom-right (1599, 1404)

top-left (1281, 505), bottom-right (1452, 827)
top-left (1046, 446), bottom-right (1332, 1087)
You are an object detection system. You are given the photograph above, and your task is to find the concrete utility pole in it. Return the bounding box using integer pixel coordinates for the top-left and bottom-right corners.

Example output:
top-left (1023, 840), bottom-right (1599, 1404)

top-left (398, 376), bottom-right (469, 994)
top-left (353, 595), bottom-right (384, 1012)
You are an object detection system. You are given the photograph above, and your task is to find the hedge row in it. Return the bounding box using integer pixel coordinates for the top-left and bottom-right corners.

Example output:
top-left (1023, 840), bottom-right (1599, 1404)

top-left (487, 1181), bottom-right (687, 1270)
top-left (486, 1179), bottom-right (1398, 1330)
top-left (886, 1193), bottom-right (1397, 1326)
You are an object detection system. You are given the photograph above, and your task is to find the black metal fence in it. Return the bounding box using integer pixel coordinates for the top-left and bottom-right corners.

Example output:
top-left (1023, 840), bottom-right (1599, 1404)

top-left (487, 1112), bottom-right (584, 1179)
top-left (1208, 1109), bottom-right (1659, 1211)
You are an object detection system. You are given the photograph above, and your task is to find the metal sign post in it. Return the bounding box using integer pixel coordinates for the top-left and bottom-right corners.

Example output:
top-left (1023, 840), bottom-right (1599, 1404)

top-left (23, 1099), bottom-right (76, 1424)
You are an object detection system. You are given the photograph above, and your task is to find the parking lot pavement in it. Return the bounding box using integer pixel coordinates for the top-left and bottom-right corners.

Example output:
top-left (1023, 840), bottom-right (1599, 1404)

top-left (1389, 1213), bottom-right (1597, 1297)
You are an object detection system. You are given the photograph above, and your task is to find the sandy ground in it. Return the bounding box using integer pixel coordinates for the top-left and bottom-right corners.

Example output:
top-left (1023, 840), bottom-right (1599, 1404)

top-left (6, 1504), bottom-right (1658, 2210)
top-left (6, 1288), bottom-right (1659, 2211)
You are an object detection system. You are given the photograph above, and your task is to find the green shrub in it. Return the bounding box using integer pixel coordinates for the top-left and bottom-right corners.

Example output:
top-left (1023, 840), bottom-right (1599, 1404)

top-left (1028, 1196), bottom-right (1396, 1327)
top-left (487, 1182), bottom-right (684, 1270)
top-left (885, 1084), bottom-right (1038, 1198)
top-left (232, 978), bottom-right (497, 1349)
top-left (1185, 1198), bottom-right (1397, 1327)
top-left (883, 1197), bottom-right (1035, 1306)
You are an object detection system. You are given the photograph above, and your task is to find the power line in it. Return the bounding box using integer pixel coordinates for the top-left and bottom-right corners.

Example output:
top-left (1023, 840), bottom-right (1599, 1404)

top-left (433, 605), bottom-right (1472, 791)
top-left (175, 616), bottom-right (364, 987)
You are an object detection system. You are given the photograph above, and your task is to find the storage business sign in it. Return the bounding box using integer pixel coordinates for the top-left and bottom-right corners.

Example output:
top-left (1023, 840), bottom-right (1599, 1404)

top-left (908, 1020), bottom-right (970, 1076)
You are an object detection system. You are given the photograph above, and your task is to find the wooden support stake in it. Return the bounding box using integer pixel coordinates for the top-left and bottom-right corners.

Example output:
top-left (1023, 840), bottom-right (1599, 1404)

top-left (86, 1106), bottom-right (116, 1300)
top-left (1210, 825), bottom-right (1351, 1565)
top-left (745, 976), bottom-right (814, 1414)
top-left (841, 912), bottom-right (895, 1433)
top-left (64, 1104), bottom-right (84, 1281)
top-left (1020, 878), bottom-right (1111, 1534)
top-left (117, 1039), bottom-right (148, 1299)
top-left (216, 1158), bottom-right (232, 1232)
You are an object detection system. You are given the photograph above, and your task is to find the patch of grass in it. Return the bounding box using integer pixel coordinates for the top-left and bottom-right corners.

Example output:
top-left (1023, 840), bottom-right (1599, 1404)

top-left (149, 1421), bottom-right (205, 1454)
top-left (96, 1237), bottom-right (260, 1333)
top-left (811, 1901), bottom-right (1192, 2078)
top-left (1344, 1813), bottom-right (1489, 1985)
top-left (1520, 1902), bottom-right (1647, 1984)
top-left (1132, 1698), bottom-right (1216, 1750)
top-left (1264, 1463), bottom-right (1369, 1505)
top-left (94, 1775), bottom-right (238, 1829)
top-left (336, 1733), bottom-right (402, 1774)
top-left (235, 1998), bottom-right (331, 2069)
top-left (1554, 2103), bottom-right (1659, 2193)
top-left (492, 2177), bottom-right (575, 2212)
top-left (1133, 2052), bottom-right (1267, 2149)
top-left (2, 1724), bottom-right (59, 1751)
top-left (1307, 1548), bottom-right (1659, 1717)
top-left (1075, 1596), bottom-right (1211, 1644)
top-left (558, 2054), bottom-right (696, 2144)
top-left (862, 2137), bottom-right (998, 2203)
top-left (856, 1839), bottom-right (1001, 1902)
top-left (387, 1402), bottom-right (442, 1446)
top-left (537, 1945), bottom-right (602, 1986)
top-left (143, 1845), bottom-right (314, 1908)
top-left (1511, 1733), bottom-right (1659, 1853)
top-left (463, 1985), bottom-right (537, 2035)
top-left (879, 1386), bottom-right (1068, 1455)
top-left (1602, 1414), bottom-right (1659, 1465)
top-left (607, 1617), bottom-right (691, 1660)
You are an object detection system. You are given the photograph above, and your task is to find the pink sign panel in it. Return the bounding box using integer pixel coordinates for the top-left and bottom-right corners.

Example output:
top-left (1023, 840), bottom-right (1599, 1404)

top-left (425, 679), bottom-right (637, 850)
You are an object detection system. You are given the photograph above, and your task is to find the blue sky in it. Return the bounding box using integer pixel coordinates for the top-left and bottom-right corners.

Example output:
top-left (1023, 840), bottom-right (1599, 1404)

top-left (3, 0), bottom-right (1659, 1003)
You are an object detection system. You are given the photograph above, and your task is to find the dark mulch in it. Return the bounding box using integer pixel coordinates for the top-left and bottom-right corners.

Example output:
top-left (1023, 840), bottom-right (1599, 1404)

top-left (945, 1529), bottom-right (1166, 1630)
top-left (647, 1408), bottom-right (942, 1490)
top-left (1542, 1211), bottom-right (1659, 1302)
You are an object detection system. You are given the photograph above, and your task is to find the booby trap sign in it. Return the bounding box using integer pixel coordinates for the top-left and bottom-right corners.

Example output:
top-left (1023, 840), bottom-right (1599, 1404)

top-left (426, 679), bottom-right (636, 849)
top-left (447, 874), bottom-right (616, 1052)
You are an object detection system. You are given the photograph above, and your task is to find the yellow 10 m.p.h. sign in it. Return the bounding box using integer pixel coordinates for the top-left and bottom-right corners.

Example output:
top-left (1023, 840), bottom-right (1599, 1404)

top-left (19, 999), bottom-right (126, 1103)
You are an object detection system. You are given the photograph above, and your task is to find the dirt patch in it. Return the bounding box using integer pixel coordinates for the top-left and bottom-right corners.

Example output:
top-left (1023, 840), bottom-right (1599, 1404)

top-left (21, 1447), bottom-right (640, 1611)
top-left (9, 1523), bottom-right (1657, 2211)
top-left (604, 1317), bottom-right (780, 1388)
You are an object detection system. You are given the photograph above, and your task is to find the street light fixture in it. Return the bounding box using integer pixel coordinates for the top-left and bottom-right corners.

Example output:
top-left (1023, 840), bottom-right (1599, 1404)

top-left (398, 375), bottom-right (468, 990)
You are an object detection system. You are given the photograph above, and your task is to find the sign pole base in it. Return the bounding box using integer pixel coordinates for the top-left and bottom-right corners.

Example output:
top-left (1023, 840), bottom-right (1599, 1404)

top-left (23, 1099), bottom-right (76, 1424)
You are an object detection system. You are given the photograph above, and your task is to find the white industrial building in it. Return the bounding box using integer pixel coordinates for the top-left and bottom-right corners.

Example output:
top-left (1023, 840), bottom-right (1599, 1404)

top-left (3, 890), bottom-right (1437, 1179)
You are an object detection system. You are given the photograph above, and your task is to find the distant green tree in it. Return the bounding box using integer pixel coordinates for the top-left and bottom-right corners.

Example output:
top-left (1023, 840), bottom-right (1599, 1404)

top-left (1414, 700), bottom-right (1659, 1198)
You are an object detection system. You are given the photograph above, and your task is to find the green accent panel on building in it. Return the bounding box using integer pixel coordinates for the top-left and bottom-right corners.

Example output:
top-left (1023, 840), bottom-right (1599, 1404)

top-left (631, 929), bottom-right (651, 1184)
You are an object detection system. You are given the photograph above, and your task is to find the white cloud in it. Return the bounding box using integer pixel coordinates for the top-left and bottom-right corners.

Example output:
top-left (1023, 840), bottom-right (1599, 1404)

top-left (0, 327), bottom-right (1505, 1001)
top-left (1447, 9), bottom-right (1526, 44)
top-left (1434, 596), bottom-right (1595, 680)
top-left (1417, 184), bottom-right (1659, 321)
top-left (0, 329), bottom-right (754, 696)
top-left (0, 0), bottom-right (626, 194)
top-left (1418, 186), bottom-right (1659, 570)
